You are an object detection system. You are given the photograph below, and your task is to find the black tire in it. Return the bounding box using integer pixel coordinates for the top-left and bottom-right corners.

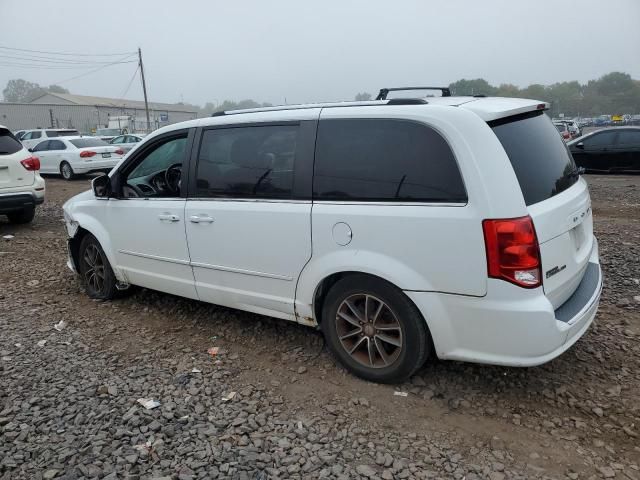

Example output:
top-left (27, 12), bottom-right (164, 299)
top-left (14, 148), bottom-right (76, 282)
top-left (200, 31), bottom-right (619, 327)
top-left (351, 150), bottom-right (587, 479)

top-left (78, 234), bottom-right (118, 300)
top-left (60, 161), bottom-right (75, 180)
top-left (7, 207), bottom-right (35, 224)
top-left (321, 274), bottom-right (431, 384)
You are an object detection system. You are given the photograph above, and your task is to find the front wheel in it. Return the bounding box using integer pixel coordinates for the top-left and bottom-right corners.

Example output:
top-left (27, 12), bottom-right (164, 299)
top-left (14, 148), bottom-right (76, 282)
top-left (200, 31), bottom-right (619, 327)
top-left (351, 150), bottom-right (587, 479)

top-left (60, 161), bottom-right (75, 180)
top-left (78, 234), bottom-right (118, 300)
top-left (321, 275), bottom-right (431, 384)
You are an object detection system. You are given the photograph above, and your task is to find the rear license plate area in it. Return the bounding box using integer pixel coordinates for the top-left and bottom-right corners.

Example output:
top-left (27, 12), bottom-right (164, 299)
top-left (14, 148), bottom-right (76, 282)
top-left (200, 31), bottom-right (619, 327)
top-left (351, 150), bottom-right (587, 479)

top-left (102, 153), bottom-right (111, 158)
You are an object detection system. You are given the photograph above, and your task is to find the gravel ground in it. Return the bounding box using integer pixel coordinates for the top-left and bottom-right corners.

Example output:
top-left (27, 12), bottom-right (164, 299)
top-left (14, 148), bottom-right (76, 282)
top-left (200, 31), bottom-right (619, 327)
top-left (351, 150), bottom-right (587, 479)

top-left (0, 175), bottom-right (639, 480)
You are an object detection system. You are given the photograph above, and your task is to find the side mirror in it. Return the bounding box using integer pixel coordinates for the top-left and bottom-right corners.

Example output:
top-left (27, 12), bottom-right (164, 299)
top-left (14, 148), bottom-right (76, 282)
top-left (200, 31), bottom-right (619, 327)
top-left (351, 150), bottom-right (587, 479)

top-left (575, 142), bottom-right (584, 149)
top-left (92, 174), bottom-right (111, 198)
top-left (28, 148), bottom-right (34, 152)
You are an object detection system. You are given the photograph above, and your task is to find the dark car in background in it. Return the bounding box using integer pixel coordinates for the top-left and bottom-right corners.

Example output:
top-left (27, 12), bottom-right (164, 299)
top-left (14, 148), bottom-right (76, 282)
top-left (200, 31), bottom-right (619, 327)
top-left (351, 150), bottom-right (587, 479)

top-left (568, 127), bottom-right (640, 173)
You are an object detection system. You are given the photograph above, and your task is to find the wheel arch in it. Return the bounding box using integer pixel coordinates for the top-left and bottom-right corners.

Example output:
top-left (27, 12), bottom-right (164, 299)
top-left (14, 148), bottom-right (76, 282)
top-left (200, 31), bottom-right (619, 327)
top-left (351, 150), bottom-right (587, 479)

top-left (67, 214), bottom-right (125, 282)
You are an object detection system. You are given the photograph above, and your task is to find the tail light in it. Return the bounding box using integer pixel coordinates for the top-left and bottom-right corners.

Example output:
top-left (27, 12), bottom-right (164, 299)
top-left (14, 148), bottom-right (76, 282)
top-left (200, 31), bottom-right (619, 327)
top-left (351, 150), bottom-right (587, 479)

top-left (80, 150), bottom-right (97, 158)
top-left (482, 216), bottom-right (541, 288)
top-left (20, 156), bottom-right (40, 171)
top-left (114, 148), bottom-right (124, 155)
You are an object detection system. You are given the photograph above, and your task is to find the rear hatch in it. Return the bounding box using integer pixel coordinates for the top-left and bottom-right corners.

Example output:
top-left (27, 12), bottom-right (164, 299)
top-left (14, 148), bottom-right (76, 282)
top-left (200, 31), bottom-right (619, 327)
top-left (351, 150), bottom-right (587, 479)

top-left (491, 111), bottom-right (593, 308)
top-left (0, 128), bottom-right (34, 189)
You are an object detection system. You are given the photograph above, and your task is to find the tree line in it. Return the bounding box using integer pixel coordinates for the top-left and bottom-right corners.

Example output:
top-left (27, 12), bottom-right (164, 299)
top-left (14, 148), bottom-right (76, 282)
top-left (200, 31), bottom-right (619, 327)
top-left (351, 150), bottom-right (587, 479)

top-left (357, 72), bottom-right (640, 117)
top-left (4, 71), bottom-right (639, 118)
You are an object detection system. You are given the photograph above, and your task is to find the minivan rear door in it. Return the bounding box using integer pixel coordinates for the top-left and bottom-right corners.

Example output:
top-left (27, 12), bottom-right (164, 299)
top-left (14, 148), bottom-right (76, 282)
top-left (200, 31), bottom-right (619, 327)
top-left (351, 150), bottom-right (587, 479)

top-left (0, 128), bottom-right (34, 190)
top-left (491, 111), bottom-right (595, 308)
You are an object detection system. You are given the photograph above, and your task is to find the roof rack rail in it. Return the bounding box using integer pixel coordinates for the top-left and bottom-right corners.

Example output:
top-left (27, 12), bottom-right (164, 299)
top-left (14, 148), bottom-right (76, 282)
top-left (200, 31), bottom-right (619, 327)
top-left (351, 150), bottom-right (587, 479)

top-left (376, 86), bottom-right (451, 100)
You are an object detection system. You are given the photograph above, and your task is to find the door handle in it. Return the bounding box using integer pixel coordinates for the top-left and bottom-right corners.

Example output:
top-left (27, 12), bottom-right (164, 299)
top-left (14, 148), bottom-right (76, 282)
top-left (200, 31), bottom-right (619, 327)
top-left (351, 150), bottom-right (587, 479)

top-left (189, 215), bottom-right (214, 224)
top-left (158, 213), bottom-right (180, 222)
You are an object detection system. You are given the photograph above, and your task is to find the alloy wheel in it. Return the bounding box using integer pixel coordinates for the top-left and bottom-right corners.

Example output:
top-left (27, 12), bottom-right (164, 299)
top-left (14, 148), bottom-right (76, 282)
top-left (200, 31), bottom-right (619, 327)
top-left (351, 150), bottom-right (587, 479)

top-left (335, 294), bottom-right (403, 368)
top-left (83, 244), bottom-right (105, 294)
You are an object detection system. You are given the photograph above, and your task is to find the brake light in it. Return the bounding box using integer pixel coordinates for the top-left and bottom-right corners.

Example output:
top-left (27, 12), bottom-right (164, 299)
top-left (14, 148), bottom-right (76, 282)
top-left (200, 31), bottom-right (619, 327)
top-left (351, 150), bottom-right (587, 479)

top-left (80, 150), bottom-right (97, 158)
top-left (482, 216), bottom-right (541, 288)
top-left (20, 156), bottom-right (40, 171)
top-left (114, 148), bottom-right (124, 155)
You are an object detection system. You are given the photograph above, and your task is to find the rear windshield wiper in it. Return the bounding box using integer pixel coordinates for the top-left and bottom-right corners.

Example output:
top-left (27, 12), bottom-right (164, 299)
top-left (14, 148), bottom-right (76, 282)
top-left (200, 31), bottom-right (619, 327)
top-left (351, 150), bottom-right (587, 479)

top-left (565, 166), bottom-right (585, 179)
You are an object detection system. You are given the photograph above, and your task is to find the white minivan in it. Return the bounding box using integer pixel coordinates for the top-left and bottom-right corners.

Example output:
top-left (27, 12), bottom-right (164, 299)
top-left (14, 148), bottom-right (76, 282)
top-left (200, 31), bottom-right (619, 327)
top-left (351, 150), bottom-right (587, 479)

top-left (63, 88), bottom-right (602, 383)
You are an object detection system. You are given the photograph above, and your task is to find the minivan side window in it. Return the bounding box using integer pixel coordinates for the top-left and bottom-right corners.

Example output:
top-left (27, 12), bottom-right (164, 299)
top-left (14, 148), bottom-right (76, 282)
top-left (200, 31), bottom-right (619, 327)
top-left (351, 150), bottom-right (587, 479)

top-left (195, 125), bottom-right (298, 199)
top-left (313, 119), bottom-right (467, 202)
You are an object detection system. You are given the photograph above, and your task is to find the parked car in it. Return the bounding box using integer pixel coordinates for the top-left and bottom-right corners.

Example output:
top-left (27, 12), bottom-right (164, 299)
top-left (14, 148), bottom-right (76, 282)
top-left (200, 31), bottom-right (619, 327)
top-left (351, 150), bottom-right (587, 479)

top-left (631, 114), bottom-right (640, 126)
top-left (20, 129), bottom-right (80, 150)
top-left (14, 130), bottom-right (27, 140)
top-left (0, 125), bottom-right (45, 223)
top-left (63, 91), bottom-right (602, 383)
top-left (96, 128), bottom-right (123, 142)
top-left (563, 120), bottom-right (581, 138)
top-left (593, 115), bottom-right (611, 127)
top-left (31, 136), bottom-right (125, 180)
top-left (568, 127), bottom-right (640, 173)
top-left (554, 121), bottom-right (572, 141)
top-left (108, 134), bottom-right (143, 153)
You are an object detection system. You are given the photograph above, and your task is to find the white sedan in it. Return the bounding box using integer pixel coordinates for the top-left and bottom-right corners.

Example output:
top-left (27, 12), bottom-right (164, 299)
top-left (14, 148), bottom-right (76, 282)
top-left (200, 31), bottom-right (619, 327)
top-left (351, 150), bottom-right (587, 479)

top-left (30, 136), bottom-right (125, 180)
top-left (108, 134), bottom-right (143, 154)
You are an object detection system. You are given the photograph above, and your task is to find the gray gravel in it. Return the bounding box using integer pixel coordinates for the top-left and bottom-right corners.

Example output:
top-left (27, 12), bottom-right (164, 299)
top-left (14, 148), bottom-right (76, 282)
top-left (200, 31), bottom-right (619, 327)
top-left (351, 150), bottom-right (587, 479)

top-left (1, 175), bottom-right (639, 479)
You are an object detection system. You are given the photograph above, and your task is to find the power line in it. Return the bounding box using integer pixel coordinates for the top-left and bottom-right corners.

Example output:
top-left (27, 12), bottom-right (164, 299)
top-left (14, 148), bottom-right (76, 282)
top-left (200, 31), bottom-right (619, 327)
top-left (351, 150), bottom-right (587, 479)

top-left (0, 45), bottom-right (137, 57)
top-left (119, 65), bottom-right (140, 99)
top-left (0, 60), bottom-right (136, 69)
top-left (52, 56), bottom-right (140, 85)
top-left (0, 53), bottom-right (138, 65)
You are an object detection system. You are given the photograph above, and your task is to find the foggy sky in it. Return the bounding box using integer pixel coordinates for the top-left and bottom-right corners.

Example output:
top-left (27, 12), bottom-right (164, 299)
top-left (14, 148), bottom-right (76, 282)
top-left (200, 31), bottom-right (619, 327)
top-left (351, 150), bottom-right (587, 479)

top-left (1, 0), bottom-right (639, 106)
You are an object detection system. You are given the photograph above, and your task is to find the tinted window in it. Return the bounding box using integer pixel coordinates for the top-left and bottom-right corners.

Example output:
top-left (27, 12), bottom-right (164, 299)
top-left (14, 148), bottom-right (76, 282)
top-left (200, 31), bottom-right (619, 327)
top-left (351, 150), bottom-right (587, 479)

top-left (617, 130), bottom-right (640, 146)
top-left (582, 131), bottom-right (617, 148)
top-left (46, 130), bottom-right (59, 137)
top-left (48, 140), bottom-right (66, 150)
top-left (0, 129), bottom-right (24, 155)
top-left (31, 131), bottom-right (42, 139)
top-left (32, 141), bottom-right (50, 152)
top-left (196, 125), bottom-right (298, 199)
top-left (491, 111), bottom-right (578, 206)
top-left (313, 119), bottom-right (466, 202)
top-left (57, 130), bottom-right (79, 137)
top-left (70, 138), bottom-right (109, 148)
top-left (128, 135), bottom-right (187, 179)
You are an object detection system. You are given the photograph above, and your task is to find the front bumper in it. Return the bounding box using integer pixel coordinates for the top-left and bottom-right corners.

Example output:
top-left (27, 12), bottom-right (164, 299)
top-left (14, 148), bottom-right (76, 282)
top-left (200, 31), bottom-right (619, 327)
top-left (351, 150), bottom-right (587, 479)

top-left (0, 191), bottom-right (44, 214)
top-left (406, 240), bottom-right (602, 367)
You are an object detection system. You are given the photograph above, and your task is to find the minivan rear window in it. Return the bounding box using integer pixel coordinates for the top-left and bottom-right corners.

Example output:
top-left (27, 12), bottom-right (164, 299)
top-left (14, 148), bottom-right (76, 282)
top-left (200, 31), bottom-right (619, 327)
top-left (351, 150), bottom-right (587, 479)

top-left (0, 129), bottom-right (23, 155)
top-left (491, 111), bottom-right (578, 206)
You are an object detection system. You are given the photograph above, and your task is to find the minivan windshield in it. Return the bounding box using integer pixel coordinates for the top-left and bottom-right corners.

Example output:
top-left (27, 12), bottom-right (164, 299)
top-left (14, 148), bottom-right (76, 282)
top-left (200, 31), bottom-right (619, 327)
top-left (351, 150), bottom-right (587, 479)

top-left (491, 111), bottom-right (578, 206)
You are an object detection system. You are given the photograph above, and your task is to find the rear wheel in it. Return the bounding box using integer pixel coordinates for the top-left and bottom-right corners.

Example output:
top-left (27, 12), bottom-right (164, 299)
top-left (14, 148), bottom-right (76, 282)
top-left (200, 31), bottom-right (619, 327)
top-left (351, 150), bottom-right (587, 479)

top-left (7, 207), bottom-right (35, 224)
top-left (60, 161), bottom-right (75, 180)
top-left (321, 274), bottom-right (431, 383)
top-left (78, 234), bottom-right (118, 300)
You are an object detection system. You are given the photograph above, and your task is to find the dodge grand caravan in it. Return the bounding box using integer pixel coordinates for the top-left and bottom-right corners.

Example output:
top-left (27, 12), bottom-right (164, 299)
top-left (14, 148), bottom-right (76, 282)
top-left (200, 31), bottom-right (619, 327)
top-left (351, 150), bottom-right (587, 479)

top-left (62, 88), bottom-right (602, 383)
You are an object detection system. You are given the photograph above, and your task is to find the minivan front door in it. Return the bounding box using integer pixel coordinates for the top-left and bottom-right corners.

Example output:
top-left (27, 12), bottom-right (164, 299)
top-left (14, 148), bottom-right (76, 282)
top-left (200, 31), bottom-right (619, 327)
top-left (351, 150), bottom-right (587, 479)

top-left (185, 122), bottom-right (316, 321)
top-left (106, 132), bottom-right (197, 299)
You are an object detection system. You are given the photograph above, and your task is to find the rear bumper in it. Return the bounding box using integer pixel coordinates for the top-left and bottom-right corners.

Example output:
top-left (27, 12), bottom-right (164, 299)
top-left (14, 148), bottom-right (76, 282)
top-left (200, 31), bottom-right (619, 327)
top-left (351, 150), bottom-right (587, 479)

top-left (0, 191), bottom-right (44, 214)
top-left (406, 239), bottom-right (602, 367)
top-left (72, 158), bottom-right (120, 174)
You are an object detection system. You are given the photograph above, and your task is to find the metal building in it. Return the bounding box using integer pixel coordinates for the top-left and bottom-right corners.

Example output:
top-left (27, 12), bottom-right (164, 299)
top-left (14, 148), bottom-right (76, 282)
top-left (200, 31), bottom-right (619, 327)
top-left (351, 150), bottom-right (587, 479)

top-left (0, 92), bottom-right (198, 132)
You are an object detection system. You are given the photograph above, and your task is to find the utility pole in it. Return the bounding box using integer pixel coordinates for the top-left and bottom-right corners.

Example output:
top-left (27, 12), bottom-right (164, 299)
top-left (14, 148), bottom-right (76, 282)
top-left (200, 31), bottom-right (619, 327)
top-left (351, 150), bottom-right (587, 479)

top-left (138, 47), bottom-right (151, 133)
